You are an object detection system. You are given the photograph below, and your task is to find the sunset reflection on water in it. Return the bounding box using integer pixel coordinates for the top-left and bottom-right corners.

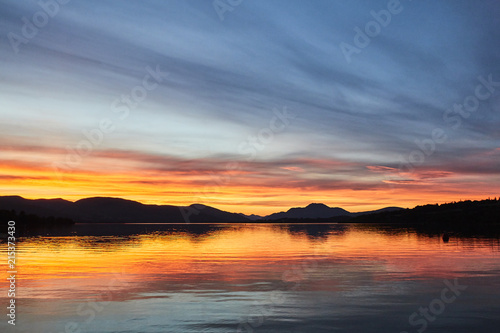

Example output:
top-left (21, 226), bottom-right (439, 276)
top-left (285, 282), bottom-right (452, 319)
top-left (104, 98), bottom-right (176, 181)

top-left (1, 224), bottom-right (499, 332)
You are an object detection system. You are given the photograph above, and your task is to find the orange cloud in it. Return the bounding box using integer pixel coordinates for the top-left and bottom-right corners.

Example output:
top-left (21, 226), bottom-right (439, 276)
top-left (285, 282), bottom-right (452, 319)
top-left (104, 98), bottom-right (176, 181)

top-left (1, 144), bottom-right (500, 215)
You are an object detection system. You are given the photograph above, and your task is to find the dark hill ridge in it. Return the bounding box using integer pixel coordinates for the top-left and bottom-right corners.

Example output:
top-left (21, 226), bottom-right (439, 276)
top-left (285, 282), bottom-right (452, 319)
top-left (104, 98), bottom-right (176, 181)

top-left (350, 198), bottom-right (500, 225)
top-left (351, 207), bottom-right (405, 217)
top-left (264, 203), bottom-right (351, 220)
top-left (263, 203), bottom-right (403, 220)
top-left (0, 196), bottom-right (248, 223)
top-left (239, 213), bottom-right (262, 221)
top-left (0, 196), bottom-right (73, 217)
top-left (0, 195), bottom-right (404, 223)
top-left (1, 195), bottom-right (498, 225)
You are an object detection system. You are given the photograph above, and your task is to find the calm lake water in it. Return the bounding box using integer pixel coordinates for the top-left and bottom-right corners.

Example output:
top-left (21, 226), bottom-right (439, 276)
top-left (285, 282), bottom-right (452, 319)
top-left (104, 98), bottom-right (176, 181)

top-left (1, 223), bottom-right (500, 333)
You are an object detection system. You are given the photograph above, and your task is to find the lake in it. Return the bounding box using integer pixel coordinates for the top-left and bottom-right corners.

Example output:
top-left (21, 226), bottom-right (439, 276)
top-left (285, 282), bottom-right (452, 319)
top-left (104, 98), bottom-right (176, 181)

top-left (1, 223), bottom-right (500, 332)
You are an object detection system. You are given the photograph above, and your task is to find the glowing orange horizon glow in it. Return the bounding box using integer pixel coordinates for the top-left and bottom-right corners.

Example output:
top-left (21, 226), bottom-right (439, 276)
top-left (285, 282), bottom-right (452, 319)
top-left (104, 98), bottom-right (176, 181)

top-left (1, 147), bottom-right (500, 215)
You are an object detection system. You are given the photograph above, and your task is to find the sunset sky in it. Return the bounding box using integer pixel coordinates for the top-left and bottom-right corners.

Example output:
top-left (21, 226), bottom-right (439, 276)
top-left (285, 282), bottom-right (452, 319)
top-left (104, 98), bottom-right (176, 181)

top-left (1, 0), bottom-right (500, 215)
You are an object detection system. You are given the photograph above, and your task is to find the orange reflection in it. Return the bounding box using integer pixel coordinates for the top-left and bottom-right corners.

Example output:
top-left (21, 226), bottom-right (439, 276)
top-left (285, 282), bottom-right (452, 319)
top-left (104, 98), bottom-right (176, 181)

top-left (1, 225), bottom-right (498, 301)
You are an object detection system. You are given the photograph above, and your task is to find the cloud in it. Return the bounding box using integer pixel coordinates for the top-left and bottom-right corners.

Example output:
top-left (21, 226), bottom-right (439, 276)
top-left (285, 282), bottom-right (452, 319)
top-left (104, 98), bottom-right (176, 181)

top-left (0, 0), bottom-right (499, 212)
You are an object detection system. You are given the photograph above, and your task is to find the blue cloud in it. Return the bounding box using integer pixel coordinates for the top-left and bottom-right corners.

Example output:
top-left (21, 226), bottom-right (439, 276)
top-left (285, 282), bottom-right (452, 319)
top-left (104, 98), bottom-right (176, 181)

top-left (0, 0), bottom-right (499, 184)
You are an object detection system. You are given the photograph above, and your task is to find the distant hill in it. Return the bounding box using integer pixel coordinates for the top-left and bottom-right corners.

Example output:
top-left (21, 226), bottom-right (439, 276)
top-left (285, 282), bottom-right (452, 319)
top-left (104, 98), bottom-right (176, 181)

top-left (0, 196), bottom-right (74, 217)
top-left (3, 195), bottom-right (497, 226)
top-left (264, 203), bottom-right (351, 220)
top-left (350, 198), bottom-right (500, 224)
top-left (238, 213), bottom-right (263, 221)
top-left (0, 196), bottom-right (249, 223)
top-left (0, 196), bottom-right (404, 224)
top-left (262, 203), bottom-right (402, 221)
top-left (351, 207), bottom-right (405, 217)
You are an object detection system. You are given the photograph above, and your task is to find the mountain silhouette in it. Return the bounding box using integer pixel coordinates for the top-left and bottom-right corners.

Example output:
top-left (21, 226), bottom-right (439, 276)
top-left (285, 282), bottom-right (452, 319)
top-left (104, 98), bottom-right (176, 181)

top-left (263, 203), bottom-right (402, 220)
top-left (1, 196), bottom-right (497, 228)
top-left (238, 213), bottom-right (263, 221)
top-left (0, 196), bottom-right (405, 223)
top-left (265, 203), bottom-right (351, 220)
top-left (350, 199), bottom-right (500, 224)
top-left (0, 196), bottom-right (248, 223)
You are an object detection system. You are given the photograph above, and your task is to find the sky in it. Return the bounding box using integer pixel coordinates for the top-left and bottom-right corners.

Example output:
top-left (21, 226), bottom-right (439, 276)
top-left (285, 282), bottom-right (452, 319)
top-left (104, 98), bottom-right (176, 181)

top-left (1, 0), bottom-right (500, 215)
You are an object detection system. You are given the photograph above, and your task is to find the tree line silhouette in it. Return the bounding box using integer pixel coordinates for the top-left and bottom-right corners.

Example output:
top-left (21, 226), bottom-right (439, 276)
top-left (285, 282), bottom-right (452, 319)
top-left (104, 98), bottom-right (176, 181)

top-left (351, 198), bottom-right (500, 224)
top-left (0, 209), bottom-right (74, 226)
